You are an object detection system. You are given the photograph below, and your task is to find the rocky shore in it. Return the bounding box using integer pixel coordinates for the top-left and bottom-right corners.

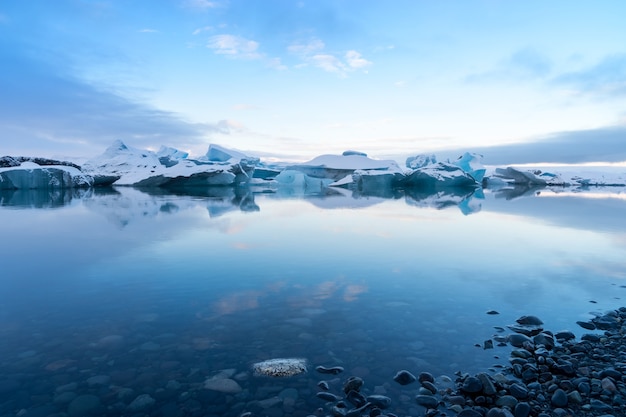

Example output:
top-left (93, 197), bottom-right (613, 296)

top-left (310, 310), bottom-right (626, 417)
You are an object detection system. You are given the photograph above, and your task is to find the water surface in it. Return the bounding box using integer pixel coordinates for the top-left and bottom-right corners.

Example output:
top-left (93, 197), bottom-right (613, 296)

top-left (1, 186), bottom-right (625, 416)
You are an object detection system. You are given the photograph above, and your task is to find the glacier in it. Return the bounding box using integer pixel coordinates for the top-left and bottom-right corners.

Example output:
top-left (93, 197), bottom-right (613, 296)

top-left (3, 141), bottom-right (626, 197)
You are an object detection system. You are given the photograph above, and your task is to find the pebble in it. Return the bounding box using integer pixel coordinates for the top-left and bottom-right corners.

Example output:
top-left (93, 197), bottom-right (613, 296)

top-left (67, 394), bottom-right (101, 416)
top-left (315, 365), bottom-right (344, 375)
top-left (392, 370), bottom-right (416, 385)
top-left (415, 394), bottom-right (438, 409)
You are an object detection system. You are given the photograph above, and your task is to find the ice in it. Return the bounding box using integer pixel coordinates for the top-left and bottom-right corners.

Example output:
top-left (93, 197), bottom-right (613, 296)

top-left (83, 141), bottom-right (252, 187)
top-left (0, 161), bottom-right (93, 189)
top-left (451, 152), bottom-right (487, 182)
top-left (156, 145), bottom-right (189, 160)
top-left (403, 162), bottom-right (479, 189)
top-left (274, 170), bottom-right (333, 194)
top-left (205, 144), bottom-right (259, 166)
top-left (406, 154), bottom-right (437, 170)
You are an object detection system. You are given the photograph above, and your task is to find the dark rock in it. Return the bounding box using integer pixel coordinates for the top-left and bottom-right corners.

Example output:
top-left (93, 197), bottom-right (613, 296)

top-left (487, 310), bottom-right (500, 315)
top-left (554, 331), bottom-right (575, 341)
top-left (393, 370), bottom-right (416, 385)
top-left (516, 315), bottom-right (543, 325)
top-left (508, 334), bottom-right (533, 348)
top-left (477, 373), bottom-right (496, 396)
top-left (418, 372), bottom-right (435, 384)
top-left (421, 380), bottom-right (438, 394)
top-left (550, 389), bottom-right (568, 407)
top-left (316, 366), bottom-right (345, 375)
top-left (365, 395), bottom-right (391, 409)
top-left (486, 408), bottom-right (514, 417)
top-left (318, 381), bottom-right (330, 390)
top-left (576, 321), bottom-right (596, 330)
top-left (415, 395), bottom-right (438, 409)
top-left (600, 368), bottom-right (622, 381)
top-left (346, 390), bottom-right (367, 407)
top-left (514, 402), bottom-right (531, 417)
top-left (495, 395), bottom-right (518, 408)
top-left (461, 376), bottom-right (483, 394)
top-left (343, 376), bottom-right (364, 394)
top-left (458, 409), bottom-right (484, 417)
top-left (316, 392), bottom-right (341, 402)
top-left (509, 383), bottom-right (528, 399)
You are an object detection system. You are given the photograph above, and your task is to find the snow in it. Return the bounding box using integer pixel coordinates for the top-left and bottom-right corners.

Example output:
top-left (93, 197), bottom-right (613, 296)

top-left (0, 162), bottom-right (93, 189)
top-left (296, 153), bottom-right (402, 171)
top-left (82, 140), bottom-right (255, 186)
top-left (4, 141), bottom-right (626, 194)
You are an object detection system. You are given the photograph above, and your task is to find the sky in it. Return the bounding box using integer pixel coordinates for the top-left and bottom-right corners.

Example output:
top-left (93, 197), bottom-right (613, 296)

top-left (1, 0), bottom-right (626, 164)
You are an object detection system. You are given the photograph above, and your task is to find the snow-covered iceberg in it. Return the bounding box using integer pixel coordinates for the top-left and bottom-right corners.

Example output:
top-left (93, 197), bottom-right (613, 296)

top-left (0, 160), bottom-right (95, 189)
top-left (287, 152), bottom-right (403, 181)
top-left (403, 162), bottom-right (479, 189)
top-left (83, 140), bottom-right (259, 187)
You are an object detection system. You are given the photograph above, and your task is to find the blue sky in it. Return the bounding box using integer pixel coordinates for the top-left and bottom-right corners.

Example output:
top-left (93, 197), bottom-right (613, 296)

top-left (1, 0), bottom-right (626, 164)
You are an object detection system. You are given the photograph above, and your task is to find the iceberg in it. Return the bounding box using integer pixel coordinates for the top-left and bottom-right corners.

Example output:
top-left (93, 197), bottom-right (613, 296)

top-left (83, 140), bottom-right (258, 187)
top-left (403, 162), bottom-right (478, 189)
top-left (287, 152), bottom-right (403, 181)
top-left (451, 152), bottom-right (486, 183)
top-left (406, 154), bottom-right (437, 170)
top-left (0, 161), bottom-right (94, 189)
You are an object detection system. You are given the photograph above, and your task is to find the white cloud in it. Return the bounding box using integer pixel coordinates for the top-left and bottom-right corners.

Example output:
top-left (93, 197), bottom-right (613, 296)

top-left (207, 34), bottom-right (261, 59)
top-left (345, 50), bottom-right (372, 69)
top-left (184, 0), bottom-right (218, 9)
top-left (288, 38), bottom-right (325, 55)
top-left (138, 28), bottom-right (158, 33)
top-left (288, 38), bottom-right (371, 76)
top-left (192, 26), bottom-right (213, 35)
top-left (311, 54), bottom-right (347, 75)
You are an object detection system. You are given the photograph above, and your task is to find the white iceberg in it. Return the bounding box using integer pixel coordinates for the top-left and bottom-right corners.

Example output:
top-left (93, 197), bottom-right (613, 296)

top-left (0, 161), bottom-right (94, 189)
top-left (406, 154), bottom-right (437, 170)
top-left (451, 152), bottom-right (486, 183)
top-left (83, 140), bottom-right (257, 187)
top-left (404, 162), bottom-right (479, 189)
top-left (288, 152), bottom-right (403, 181)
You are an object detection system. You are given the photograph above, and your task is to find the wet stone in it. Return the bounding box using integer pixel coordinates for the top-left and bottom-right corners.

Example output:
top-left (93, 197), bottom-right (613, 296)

top-left (418, 372), bottom-right (435, 384)
top-left (458, 409), bottom-right (483, 417)
top-left (316, 365), bottom-right (344, 375)
top-left (551, 389), bottom-right (568, 407)
top-left (514, 401), bottom-right (531, 417)
top-left (67, 394), bottom-right (101, 417)
top-left (316, 392), bottom-right (341, 402)
top-left (421, 380), bottom-right (438, 394)
top-left (486, 408), bottom-right (514, 417)
top-left (495, 395), bottom-right (518, 408)
top-left (461, 376), bottom-right (483, 394)
top-left (393, 370), bottom-right (416, 385)
top-left (415, 394), bottom-right (438, 409)
top-left (366, 395), bottom-right (391, 409)
top-left (509, 383), bottom-right (528, 399)
top-left (343, 376), bottom-right (364, 394)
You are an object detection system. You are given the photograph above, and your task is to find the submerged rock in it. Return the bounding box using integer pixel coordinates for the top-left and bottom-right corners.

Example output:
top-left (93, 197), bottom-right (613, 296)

top-left (252, 358), bottom-right (308, 377)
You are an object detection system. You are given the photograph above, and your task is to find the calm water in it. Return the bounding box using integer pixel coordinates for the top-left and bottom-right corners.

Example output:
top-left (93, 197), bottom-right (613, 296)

top-left (1, 186), bottom-right (626, 416)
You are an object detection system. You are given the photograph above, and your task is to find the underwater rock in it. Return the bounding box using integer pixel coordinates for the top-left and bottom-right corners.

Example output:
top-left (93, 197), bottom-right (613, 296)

top-left (251, 358), bottom-right (308, 377)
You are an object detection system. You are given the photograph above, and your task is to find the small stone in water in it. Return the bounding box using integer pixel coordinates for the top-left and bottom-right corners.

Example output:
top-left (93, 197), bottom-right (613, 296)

top-left (516, 315), bottom-right (543, 326)
top-left (252, 358), bottom-right (307, 377)
top-left (317, 380), bottom-right (330, 390)
top-left (393, 370), bottom-right (416, 385)
top-left (315, 365), bottom-right (344, 375)
top-left (486, 310), bottom-right (500, 315)
top-left (343, 376), bottom-right (364, 394)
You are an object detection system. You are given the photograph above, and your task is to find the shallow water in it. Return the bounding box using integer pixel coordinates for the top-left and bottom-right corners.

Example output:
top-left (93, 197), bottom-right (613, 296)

top-left (1, 186), bottom-right (626, 416)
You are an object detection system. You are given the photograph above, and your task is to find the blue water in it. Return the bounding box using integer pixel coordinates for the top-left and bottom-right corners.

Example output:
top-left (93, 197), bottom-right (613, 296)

top-left (1, 186), bottom-right (625, 416)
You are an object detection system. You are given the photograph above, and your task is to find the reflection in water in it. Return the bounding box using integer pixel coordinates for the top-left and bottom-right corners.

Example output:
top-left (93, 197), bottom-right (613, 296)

top-left (0, 185), bottom-right (486, 216)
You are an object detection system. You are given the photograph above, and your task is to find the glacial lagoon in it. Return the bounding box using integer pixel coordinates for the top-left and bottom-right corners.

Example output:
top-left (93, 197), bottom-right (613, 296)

top-left (1, 186), bottom-right (626, 416)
